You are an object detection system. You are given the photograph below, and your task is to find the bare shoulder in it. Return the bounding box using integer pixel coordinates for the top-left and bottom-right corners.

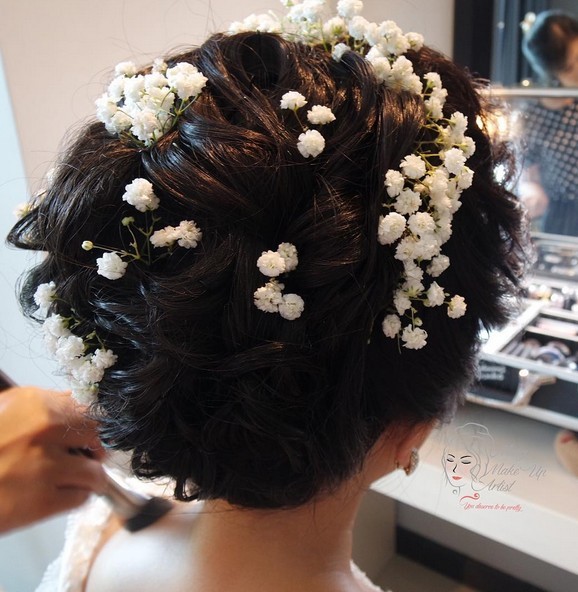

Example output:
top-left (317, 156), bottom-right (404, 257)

top-left (85, 501), bottom-right (202, 592)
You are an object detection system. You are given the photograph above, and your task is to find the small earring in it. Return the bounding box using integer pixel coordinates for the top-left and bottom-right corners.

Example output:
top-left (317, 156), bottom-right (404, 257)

top-left (396, 448), bottom-right (419, 476)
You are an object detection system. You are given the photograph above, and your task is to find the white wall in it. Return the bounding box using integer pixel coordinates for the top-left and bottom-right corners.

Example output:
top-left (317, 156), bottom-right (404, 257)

top-left (0, 0), bottom-right (454, 184)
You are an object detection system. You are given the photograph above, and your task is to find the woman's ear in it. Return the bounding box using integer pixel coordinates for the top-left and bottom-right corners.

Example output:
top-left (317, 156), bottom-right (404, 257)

top-left (394, 420), bottom-right (435, 474)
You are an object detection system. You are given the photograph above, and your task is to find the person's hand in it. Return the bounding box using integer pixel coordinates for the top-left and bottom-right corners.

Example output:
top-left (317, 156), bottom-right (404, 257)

top-left (0, 386), bottom-right (106, 533)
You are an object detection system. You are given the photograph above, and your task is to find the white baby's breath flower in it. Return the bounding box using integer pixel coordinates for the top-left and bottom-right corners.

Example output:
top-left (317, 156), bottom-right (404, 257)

top-left (70, 382), bottom-right (98, 406)
top-left (277, 243), bottom-right (298, 272)
top-left (150, 226), bottom-right (179, 248)
top-left (447, 295), bottom-right (467, 318)
top-left (368, 57), bottom-right (392, 83)
top-left (461, 136), bottom-right (476, 158)
top-left (337, 0), bottom-right (364, 19)
top-left (280, 91), bottom-right (307, 110)
top-left (348, 15), bottom-right (369, 40)
top-left (122, 178), bottom-right (160, 212)
top-left (279, 293), bottom-right (305, 320)
top-left (115, 61), bottom-right (137, 77)
top-left (34, 282), bottom-right (57, 314)
top-left (254, 280), bottom-right (284, 313)
top-left (307, 105), bottom-right (336, 125)
top-left (92, 348), bottom-right (118, 370)
top-left (301, 0), bottom-right (325, 21)
top-left (152, 58), bottom-right (168, 73)
top-left (324, 17), bottom-right (346, 38)
top-left (394, 188), bottom-right (421, 216)
top-left (401, 325), bottom-right (427, 349)
top-left (55, 335), bottom-right (85, 363)
top-left (96, 252), bottom-right (128, 280)
top-left (456, 166), bottom-right (474, 190)
top-left (426, 254), bottom-right (450, 277)
top-left (425, 282), bottom-right (445, 307)
top-left (257, 250), bottom-right (287, 277)
top-left (71, 358), bottom-right (105, 385)
top-left (130, 109), bottom-right (163, 145)
top-left (377, 212), bottom-right (406, 245)
top-left (297, 129), bottom-right (325, 158)
top-left (382, 314), bottom-right (401, 338)
top-left (332, 42), bottom-right (351, 61)
top-left (407, 212), bottom-right (436, 237)
top-left (166, 63), bottom-right (208, 100)
top-left (442, 147), bottom-right (467, 176)
top-left (425, 96), bottom-right (444, 119)
top-left (394, 290), bottom-right (411, 315)
top-left (175, 220), bottom-right (202, 248)
top-left (43, 314), bottom-right (70, 338)
top-left (406, 32), bottom-right (424, 50)
top-left (82, 241), bottom-right (94, 251)
top-left (394, 236), bottom-right (418, 262)
top-left (384, 169), bottom-right (405, 197)
top-left (400, 154), bottom-right (426, 179)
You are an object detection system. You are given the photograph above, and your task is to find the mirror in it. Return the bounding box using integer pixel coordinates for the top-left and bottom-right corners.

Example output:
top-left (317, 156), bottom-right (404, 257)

top-left (454, 0), bottom-right (578, 239)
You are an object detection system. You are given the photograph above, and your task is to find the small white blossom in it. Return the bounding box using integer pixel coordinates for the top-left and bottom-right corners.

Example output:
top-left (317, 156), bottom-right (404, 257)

top-left (122, 178), bottom-right (160, 212)
top-left (348, 16), bottom-right (369, 40)
top-left (337, 0), bottom-right (364, 19)
top-left (43, 314), bottom-right (70, 339)
top-left (280, 91), bottom-right (307, 110)
top-left (408, 212), bottom-right (436, 237)
top-left (394, 290), bottom-right (411, 315)
top-left (96, 252), bottom-right (128, 280)
top-left (406, 32), bottom-right (424, 50)
top-left (425, 96), bottom-right (444, 119)
top-left (166, 63), bottom-right (208, 100)
top-left (254, 281), bottom-right (284, 313)
top-left (34, 282), bottom-right (56, 314)
top-left (55, 335), bottom-right (85, 363)
top-left (131, 109), bottom-right (163, 145)
top-left (297, 129), bottom-right (325, 158)
top-left (71, 358), bottom-right (105, 385)
top-left (175, 220), bottom-right (202, 248)
top-left (332, 42), bottom-right (350, 61)
top-left (115, 61), bottom-right (137, 77)
top-left (82, 241), bottom-right (94, 251)
top-left (307, 105), bottom-right (336, 125)
top-left (401, 325), bottom-right (427, 349)
top-left (70, 382), bottom-right (98, 406)
top-left (279, 293), bottom-right (305, 320)
top-left (277, 243), bottom-right (298, 272)
top-left (457, 166), bottom-right (474, 190)
top-left (427, 254), bottom-right (450, 277)
top-left (448, 295), bottom-right (467, 318)
top-left (324, 17), bottom-right (346, 38)
top-left (150, 226), bottom-right (179, 248)
top-left (394, 188), bottom-right (421, 216)
top-left (257, 250), bottom-right (286, 277)
top-left (377, 212), bottom-right (406, 245)
top-left (425, 282), bottom-right (445, 307)
top-left (382, 314), bottom-right (402, 338)
top-left (92, 348), bottom-right (118, 369)
top-left (368, 57), bottom-right (392, 83)
top-left (400, 154), bottom-right (426, 179)
top-left (384, 169), bottom-right (404, 197)
top-left (395, 236), bottom-right (418, 262)
top-left (442, 147), bottom-right (467, 176)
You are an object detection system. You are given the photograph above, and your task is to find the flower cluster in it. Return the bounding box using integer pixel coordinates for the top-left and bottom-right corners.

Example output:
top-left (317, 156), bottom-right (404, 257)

top-left (230, 0), bottom-right (474, 349)
top-left (33, 282), bottom-right (117, 404)
top-left (82, 177), bottom-right (202, 281)
top-left (95, 58), bottom-right (207, 147)
top-left (254, 243), bottom-right (304, 320)
top-left (279, 91), bottom-right (335, 157)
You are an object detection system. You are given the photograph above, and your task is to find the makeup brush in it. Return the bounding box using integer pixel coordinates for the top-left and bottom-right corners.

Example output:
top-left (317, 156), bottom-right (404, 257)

top-left (101, 467), bottom-right (173, 532)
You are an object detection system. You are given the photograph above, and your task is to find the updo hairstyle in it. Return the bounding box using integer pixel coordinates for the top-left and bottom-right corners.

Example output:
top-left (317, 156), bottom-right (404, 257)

top-left (9, 32), bottom-right (526, 509)
top-left (522, 10), bottom-right (578, 83)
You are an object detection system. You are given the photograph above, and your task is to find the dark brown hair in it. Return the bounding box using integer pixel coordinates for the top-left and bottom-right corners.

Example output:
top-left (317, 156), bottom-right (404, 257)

top-left (8, 32), bottom-right (526, 508)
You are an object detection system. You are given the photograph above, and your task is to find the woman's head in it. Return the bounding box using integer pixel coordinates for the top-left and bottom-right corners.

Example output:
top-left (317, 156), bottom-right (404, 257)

top-left (9, 12), bottom-right (526, 509)
top-left (522, 10), bottom-right (578, 86)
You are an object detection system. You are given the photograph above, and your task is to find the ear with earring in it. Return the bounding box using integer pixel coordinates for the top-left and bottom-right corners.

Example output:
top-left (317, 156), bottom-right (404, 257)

top-left (396, 448), bottom-right (419, 476)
